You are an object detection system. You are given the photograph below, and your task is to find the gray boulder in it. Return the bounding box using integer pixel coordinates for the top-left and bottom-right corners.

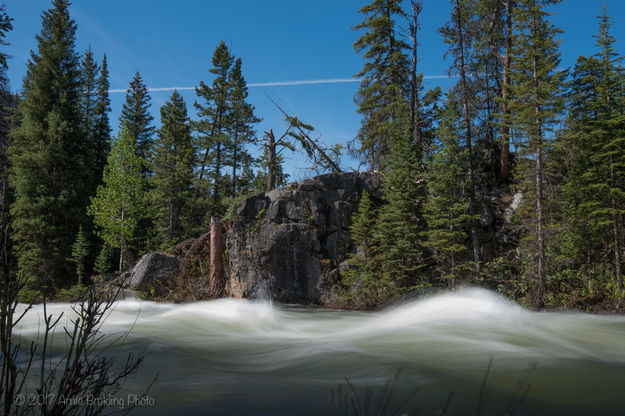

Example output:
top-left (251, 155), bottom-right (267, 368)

top-left (129, 252), bottom-right (181, 289)
top-left (225, 171), bottom-right (382, 304)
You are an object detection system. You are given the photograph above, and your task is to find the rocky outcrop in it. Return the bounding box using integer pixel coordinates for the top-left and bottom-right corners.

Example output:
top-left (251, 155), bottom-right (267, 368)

top-left (129, 252), bottom-right (181, 289)
top-left (224, 172), bottom-right (382, 304)
top-left (114, 171), bottom-right (521, 306)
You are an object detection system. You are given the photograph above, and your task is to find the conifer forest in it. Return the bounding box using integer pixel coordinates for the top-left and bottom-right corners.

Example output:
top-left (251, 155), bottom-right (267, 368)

top-left (1, 1), bottom-right (625, 414)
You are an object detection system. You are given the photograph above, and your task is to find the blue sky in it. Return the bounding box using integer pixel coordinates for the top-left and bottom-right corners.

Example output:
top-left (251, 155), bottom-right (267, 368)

top-left (4, 0), bottom-right (625, 179)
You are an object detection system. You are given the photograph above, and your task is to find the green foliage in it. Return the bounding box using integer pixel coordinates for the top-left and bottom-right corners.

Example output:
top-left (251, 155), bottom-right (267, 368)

top-left (54, 284), bottom-right (90, 302)
top-left (88, 127), bottom-right (145, 272)
top-left (120, 71), bottom-right (155, 173)
top-left (194, 41), bottom-right (234, 219)
top-left (8, 0), bottom-right (90, 290)
top-left (423, 91), bottom-right (475, 287)
top-left (375, 108), bottom-right (426, 287)
top-left (223, 194), bottom-right (248, 220)
top-left (93, 53), bottom-right (111, 181)
top-left (350, 191), bottom-right (376, 259)
top-left (94, 244), bottom-right (113, 278)
top-left (353, 0), bottom-right (410, 170)
top-left (226, 57), bottom-right (260, 197)
top-left (150, 90), bottom-right (195, 248)
top-left (507, 0), bottom-right (565, 307)
top-left (68, 225), bottom-right (89, 286)
top-left (559, 4), bottom-right (625, 296)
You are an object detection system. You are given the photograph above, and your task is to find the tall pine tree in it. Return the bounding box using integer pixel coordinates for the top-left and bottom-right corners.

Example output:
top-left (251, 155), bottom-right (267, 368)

top-left (120, 71), bottom-right (154, 175)
top-left (9, 0), bottom-right (89, 290)
top-left (194, 41), bottom-right (233, 218)
top-left (508, 0), bottom-right (565, 308)
top-left (150, 91), bottom-right (195, 247)
top-left (80, 46), bottom-right (100, 195)
top-left (0, 5), bottom-right (13, 235)
top-left (561, 4), bottom-right (625, 296)
top-left (373, 105), bottom-right (426, 290)
top-left (352, 0), bottom-right (410, 170)
top-left (440, 0), bottom-right (483, 277)
top-left (423, 91), bottom-right (474, 288)
top-left (225, 57), bottom-right (259, 197)
top-left (93, 53), bottom-right (111, 183)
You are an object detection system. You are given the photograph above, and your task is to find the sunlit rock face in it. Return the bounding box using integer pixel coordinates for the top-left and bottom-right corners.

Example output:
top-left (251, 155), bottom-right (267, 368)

top-left (225, 172), bottom-right (382, 304)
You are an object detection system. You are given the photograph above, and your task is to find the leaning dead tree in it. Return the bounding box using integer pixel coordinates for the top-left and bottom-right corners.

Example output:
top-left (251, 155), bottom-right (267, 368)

top-left (265, 94), bottom-right (342, 175)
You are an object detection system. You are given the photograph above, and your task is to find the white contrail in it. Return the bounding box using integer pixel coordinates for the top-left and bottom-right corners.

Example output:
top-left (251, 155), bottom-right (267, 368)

top-left (108, 75), bottom-right (455, 93)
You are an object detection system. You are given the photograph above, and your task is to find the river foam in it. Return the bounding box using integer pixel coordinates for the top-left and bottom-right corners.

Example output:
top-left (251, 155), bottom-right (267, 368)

top-left (13, 288), bottom-right (625, 415)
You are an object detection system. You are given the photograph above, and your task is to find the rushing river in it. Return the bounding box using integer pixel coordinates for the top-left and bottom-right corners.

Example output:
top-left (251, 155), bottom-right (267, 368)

top-left (14, 288), bottom-right (625, 415)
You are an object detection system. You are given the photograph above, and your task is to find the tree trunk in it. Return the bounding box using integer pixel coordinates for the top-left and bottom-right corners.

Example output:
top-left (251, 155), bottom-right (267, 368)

top-left (410, 0), bottom-right (423, 157)
top-left (500, 0), bottom-right (512, 183)
top-left (455, 0), bottom-right (481, 277)
top-left (266, 129), bottom-right (276, 192)
top-left (610, 154), bottom-right (623, 292)
top-left (232, 128), bottom-right (239, 197)
top-left (119, 210), bottom-right (124, 273)
top-left (212, 141), bottom-right (222, 212)
top-left (533, 52), bottom-right (545, 310)
top-left (207, 217), bottom-right (225, 297)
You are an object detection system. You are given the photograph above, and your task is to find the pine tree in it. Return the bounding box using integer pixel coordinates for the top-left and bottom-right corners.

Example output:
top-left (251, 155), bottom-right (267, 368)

top-left (88, 127), bottom-right (145, 273)
top-left (374, 106), bottom-right (426, 289)
top-left (93, 245), bottom-right (112, 278)
top-left (423, 91), bottom-right (474, 288)
top-left (120, 71), bottom-right (154, 175)
top-left (343, 190), bottom-right (384, 307)
top-left (0, 5), bottom-right (13, 233)
top-left (80, 46), bottom-right (100, 194)
top-left (68, 225), bottom-right (89, 286)
top-left (119, 71), bottom-right (154, 255)
top-left (353, 0), bottom-right (410, 170)
top-left (93, 53), bottom-right (111, 182)
top-left (194, 41), bottom-right (233, 218)
top-left (468, 0), bottom-right (506, 183)
top-left (561, 4), bottom-right (625, 296)
top-left (440, 0), bottom-right (483, 277)
top-left (9, 0), bottom-right (89, 289)
top-left (150, 90), bottom-right (195, 247)
top-left (226, 57), bottom-right (259, 197)
top-left (509, 0), bottom-right (565, 308)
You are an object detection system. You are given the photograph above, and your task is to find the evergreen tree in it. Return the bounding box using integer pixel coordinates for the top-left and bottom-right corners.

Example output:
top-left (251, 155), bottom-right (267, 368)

top-left (119, 71), bottom-right (154, 256)
top-left (120, 71), bottom-right (154, 174)
top-left (253, 137), bottom-right (289, 193)
top-left (374, 106), bottom-right (425, 289)
top-left (352, 0), bottom-right (410, 170)
top-left (343, 190), bottom-right (384, 307)
top-left (80, 46), bottom-right (100, 194)
top-left (561, 5), bottom-right (625, 296)
top-left (93, 53), bottom-right (111, 182)
top-left (226, 57), bottom-right (259, 197)
top-left (93, 245), bottom-right (112, 278)
top-left (68, 225), bottom-right (89, 286)
top-left (9, 0), bottom-right (88, 289)
top-left (508, 0), bottom-right (565, 308)
top-left (88, 127), bottom-right (145, 273)
top-left (0, 5), bottom-right (13, 233)
top-left (150, 90), bottom-right (195, 247)
top-left (440, 0), bottom-right (483, 277)
top-left (194, 41), bottom-right (233, 218)
top-left (423, 91), bottom-right (474, 288)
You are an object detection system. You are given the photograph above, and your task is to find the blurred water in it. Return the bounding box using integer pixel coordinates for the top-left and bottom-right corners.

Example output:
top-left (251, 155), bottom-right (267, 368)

top-left (14, 288), bottom-right (625, 415)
